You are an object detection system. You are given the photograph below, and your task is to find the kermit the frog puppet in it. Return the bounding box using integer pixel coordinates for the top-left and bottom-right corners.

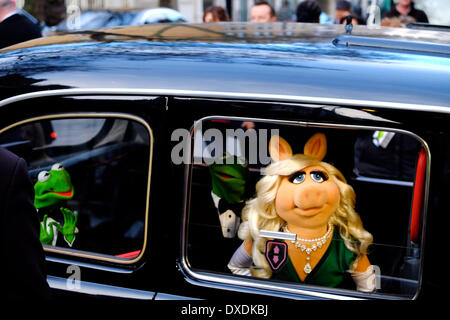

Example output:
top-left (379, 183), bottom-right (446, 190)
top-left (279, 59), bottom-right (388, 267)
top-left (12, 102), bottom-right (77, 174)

top-left (34, 163), bottom-right (78, 247)
top-left (209, 153), bottom-right (249, 238)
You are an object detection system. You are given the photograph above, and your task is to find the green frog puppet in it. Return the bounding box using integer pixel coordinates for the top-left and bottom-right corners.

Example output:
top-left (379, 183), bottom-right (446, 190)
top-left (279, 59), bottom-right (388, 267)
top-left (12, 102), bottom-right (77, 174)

top-left (34, 163), bottom-right (78, 247)
top-left (209, 153), bottom-right (249, 238)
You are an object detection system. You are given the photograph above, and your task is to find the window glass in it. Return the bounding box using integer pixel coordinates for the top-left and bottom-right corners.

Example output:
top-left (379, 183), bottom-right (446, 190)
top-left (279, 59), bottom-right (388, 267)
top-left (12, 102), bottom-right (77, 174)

top-left (186, 118), bottom-right (425, 298)
top-left (49, 118), bottom-right (106, 146)
top-left (0, 117), bottom-right (151, 262)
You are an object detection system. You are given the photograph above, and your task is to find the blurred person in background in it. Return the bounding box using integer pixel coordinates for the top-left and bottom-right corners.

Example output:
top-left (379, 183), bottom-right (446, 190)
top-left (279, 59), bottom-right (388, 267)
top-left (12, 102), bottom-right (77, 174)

top-left (0, 0), bottom-right (41, 49)
top-left (250, 1), bottom-right (277, 22)
top-left (278, 0), bottom-right (295, 21)
top-left (203, 5), bottom-right (230, 22)
top-left (335, 0), bottom-right (352, 23)
top-left (384, 0), bottom-right (428, 23)
top-left (296, 0), bottom-right (321, 23)
top-left (381, 15), bottom-right (416, 27)
top-left (43, 0), bottom-right (66, 27)
top-left (335, 0), bottom-right (362, 25)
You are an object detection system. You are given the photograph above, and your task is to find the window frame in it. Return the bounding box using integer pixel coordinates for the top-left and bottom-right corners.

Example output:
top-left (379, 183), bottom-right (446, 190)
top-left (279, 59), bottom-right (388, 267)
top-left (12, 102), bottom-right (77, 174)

top-left (0, 112), bottom-right (154, 266)
top-left (180, 114), bottom-right (431, 300)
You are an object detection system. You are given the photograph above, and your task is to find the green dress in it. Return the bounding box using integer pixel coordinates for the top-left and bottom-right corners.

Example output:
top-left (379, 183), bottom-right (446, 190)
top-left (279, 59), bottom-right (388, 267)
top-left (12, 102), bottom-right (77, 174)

top-left (272, 229), bottom-right (357, 289)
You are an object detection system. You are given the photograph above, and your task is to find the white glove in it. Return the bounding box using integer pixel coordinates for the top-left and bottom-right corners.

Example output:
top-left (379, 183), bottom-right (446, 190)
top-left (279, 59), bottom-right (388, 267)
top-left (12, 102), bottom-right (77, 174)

top-left (350, 265), bottom-right (377, 292)
top-left (227, 242), bottom-right (252, 276)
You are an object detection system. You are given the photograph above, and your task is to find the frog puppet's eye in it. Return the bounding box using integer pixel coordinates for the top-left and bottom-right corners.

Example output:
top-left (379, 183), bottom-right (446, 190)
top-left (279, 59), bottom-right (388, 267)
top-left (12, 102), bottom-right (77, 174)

top-left (37, 171), bottom-right (50, 183)
top-left (51, 163), bottom-right (64, 171)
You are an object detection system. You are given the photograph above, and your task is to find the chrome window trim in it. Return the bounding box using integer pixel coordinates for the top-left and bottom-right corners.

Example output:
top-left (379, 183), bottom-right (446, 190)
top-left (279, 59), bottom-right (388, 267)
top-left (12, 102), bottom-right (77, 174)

top-left (47, 276), bottom-right (155, 300)
top-left (45, 256), bottom-right (134, 274)
top-left (0, 110), bottom-right (154, 266)
top-left (179, 262), bottom-right (365, 300)
top-left (0, 88), bottom-right (449, 115)
top-left (354, 176), bottom-right (414, 187)
top-left (182, 115), bottom-right (430, 300)
top-left (154, 292), bottom-right (201, 300)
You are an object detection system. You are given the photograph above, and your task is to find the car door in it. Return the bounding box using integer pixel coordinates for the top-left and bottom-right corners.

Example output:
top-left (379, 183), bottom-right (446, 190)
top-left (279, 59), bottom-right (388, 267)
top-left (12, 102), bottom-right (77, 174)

top-left (0, 91), bottom-right (169, 300)
top-left (169, 96), bottom-right (431, 300)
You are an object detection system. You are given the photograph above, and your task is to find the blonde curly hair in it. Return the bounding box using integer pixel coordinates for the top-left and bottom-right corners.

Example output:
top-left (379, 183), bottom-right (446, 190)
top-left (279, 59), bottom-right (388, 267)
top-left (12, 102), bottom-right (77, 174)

top-left (240, 154), bottom-right (373, 279)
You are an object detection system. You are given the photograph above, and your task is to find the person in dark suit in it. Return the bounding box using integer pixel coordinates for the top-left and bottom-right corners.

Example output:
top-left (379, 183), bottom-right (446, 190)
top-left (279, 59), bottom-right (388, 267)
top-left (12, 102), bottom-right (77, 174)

top-left (0, 146), bottom-right (51, 300)
top-left (0, 0), bottom-right (41, 49)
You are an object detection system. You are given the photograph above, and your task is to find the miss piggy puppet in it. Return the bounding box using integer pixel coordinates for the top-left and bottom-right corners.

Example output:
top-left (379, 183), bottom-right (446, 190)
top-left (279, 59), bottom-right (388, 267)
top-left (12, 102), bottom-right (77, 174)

top-left (228, 133), bottom-right (376, 292)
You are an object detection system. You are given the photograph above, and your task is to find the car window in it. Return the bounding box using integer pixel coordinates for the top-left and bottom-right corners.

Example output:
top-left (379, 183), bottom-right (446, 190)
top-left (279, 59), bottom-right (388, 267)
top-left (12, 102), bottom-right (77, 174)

top-left (48, 118), bottom-right (106, 146)
top-left (184, 117), bottom-right (426, 299)
top-left (0, 116), bottom-right (151, 263)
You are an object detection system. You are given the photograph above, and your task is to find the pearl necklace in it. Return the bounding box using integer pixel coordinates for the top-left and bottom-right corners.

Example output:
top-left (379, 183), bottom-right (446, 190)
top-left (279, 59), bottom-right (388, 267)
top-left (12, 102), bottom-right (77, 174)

top-left (284, 223), bottom-right (333, 274)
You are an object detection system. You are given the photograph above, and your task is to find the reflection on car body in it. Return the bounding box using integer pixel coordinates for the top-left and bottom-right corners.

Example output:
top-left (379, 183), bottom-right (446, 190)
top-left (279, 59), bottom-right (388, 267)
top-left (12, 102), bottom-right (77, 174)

top-left (0, 22), bottom-right (449, 302)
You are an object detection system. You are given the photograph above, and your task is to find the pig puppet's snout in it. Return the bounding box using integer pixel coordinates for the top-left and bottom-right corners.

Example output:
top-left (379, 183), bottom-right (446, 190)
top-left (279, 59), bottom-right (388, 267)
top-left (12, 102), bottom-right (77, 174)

top-left (293, 184), bottom-right (328, 210)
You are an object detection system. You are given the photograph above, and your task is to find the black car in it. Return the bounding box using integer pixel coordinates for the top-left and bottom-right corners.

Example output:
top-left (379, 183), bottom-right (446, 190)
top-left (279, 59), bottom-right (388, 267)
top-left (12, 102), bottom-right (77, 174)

top-left (0, 23), bottom-right (449, 302)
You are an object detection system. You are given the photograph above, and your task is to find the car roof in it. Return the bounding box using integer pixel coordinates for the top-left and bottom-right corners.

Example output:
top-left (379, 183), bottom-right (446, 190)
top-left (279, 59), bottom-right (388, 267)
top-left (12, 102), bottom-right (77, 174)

top-left (1, 23), bottom-right (450, 109)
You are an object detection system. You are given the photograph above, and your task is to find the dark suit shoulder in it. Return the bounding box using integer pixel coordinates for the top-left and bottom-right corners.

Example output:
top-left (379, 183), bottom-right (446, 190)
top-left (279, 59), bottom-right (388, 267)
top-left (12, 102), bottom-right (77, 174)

top-left (1, 13), bottom-right (37, 26)
top-left (0, 147), bottom-right (20, 178)
top-left (0, 13), bottom-right (42, 49)
top-left (0, 147), bottom-right (21, 205)
top-left (0, 147), bottom-right (51, 300)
